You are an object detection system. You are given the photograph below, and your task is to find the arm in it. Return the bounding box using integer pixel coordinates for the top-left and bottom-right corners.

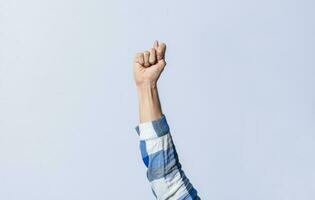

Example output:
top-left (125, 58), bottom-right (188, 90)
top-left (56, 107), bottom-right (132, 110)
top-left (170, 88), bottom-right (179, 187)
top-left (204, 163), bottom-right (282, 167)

top-left (133, 41), bottom-right (200, 199)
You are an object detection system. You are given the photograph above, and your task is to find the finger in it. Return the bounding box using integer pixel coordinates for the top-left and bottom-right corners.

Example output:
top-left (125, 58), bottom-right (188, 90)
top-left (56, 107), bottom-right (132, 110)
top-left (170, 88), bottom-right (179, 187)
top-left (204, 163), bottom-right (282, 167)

top-left (134, 52), bottom-right (144, 65)
top-left (156, 42), bottom-right (166, 60)
top-left (143, 51), bottom-right (150, 67)
top-left (149, 48), bottom-right (156, 64)
top-left (153, 40), bottom-right (158, 49)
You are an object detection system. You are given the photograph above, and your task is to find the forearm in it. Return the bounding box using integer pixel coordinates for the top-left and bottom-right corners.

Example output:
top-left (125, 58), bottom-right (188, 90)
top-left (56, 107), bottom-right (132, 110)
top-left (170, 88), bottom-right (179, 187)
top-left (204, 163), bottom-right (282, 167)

top-left (137, 83), bottom-right (163, 123)
top-left (135, 85), bottom-right (200, 199)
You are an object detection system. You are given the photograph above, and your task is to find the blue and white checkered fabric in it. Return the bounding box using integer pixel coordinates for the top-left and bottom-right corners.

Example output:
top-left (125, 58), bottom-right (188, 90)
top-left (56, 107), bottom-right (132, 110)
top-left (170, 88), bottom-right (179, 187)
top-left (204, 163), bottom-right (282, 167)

top-left (135, 115), bottom-right (200, 200)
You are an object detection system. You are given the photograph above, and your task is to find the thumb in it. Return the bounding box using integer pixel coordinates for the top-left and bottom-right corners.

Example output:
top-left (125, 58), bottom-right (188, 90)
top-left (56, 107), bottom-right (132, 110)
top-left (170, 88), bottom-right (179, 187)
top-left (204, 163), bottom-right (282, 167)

top-left (154, 59), bottom-right (166, 70)
top-left (154, 41), bottom-right (166, 61)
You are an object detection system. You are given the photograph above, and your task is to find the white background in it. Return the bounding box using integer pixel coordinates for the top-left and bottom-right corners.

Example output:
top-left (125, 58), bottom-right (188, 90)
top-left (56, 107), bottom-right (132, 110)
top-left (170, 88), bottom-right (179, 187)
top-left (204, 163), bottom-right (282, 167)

top-left (0, 0), bottom-right (314, 199)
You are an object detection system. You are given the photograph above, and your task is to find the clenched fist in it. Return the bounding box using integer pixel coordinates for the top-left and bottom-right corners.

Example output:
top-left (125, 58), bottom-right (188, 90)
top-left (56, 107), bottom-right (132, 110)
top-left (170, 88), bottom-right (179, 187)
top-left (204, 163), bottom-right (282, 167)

top-left (133, 41), bottom-right (167, 88)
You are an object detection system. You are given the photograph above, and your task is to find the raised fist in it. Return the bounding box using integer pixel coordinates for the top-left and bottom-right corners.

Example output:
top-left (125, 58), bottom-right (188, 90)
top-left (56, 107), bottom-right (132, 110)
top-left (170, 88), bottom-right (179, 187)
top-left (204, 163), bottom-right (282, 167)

top-left (133, 41), bottom-right (167, 88)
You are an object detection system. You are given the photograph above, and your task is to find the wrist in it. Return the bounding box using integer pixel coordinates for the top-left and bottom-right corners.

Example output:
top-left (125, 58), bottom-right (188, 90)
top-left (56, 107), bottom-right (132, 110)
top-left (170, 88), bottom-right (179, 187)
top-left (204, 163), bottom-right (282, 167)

top-left (136, 81), bottom-right (157, 91)
top-left (136, 84), bottom-right (158, 100)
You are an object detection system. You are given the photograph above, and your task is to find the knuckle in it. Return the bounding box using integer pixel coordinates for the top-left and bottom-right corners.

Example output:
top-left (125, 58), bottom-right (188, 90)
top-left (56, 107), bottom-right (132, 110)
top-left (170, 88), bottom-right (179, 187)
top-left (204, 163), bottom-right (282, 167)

top-left (136, 52), bottom-right (142, 57)
top-left (134, 53), bottom-right (139, 59)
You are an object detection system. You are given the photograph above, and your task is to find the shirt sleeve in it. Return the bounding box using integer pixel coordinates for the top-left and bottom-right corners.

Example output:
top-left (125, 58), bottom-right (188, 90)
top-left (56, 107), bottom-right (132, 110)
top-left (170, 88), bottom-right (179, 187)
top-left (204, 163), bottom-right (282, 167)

top-left (134, 114), bottom-right (200, 200)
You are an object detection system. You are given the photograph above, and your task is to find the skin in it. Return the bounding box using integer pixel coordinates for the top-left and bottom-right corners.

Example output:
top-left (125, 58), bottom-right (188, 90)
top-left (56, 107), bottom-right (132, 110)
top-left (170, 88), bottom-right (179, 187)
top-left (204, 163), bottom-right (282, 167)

top-left (133, 40), bottom-right (167, 123)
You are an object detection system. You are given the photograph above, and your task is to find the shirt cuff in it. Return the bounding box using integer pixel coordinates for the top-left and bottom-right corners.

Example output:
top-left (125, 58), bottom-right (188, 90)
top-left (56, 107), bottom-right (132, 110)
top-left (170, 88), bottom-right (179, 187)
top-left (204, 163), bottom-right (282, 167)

top-left (134, 114), bottom-right (170, 140)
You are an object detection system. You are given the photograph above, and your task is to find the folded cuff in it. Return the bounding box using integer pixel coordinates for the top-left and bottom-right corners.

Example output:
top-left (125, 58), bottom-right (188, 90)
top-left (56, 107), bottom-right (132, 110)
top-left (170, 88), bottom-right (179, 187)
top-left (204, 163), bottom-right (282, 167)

top-left (135, 114), bottom-right (170, 140)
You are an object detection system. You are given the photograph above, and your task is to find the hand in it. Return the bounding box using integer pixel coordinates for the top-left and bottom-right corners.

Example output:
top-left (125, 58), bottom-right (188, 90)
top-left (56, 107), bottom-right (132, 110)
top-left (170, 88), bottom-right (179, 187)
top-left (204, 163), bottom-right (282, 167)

top-left (133, 41), bottom-right (167, 88)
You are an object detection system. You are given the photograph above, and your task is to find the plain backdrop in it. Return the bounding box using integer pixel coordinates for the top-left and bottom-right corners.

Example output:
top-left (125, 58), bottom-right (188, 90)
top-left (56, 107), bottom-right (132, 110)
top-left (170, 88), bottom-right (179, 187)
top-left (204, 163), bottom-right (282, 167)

top-left (0, 0), bottom-right (314, 199)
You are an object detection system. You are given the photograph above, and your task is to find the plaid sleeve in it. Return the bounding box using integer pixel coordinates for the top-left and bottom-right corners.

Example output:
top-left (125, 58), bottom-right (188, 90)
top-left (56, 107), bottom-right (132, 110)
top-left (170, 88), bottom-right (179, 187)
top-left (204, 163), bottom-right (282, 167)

top-left (135, 114), bottom-right (200, 200)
